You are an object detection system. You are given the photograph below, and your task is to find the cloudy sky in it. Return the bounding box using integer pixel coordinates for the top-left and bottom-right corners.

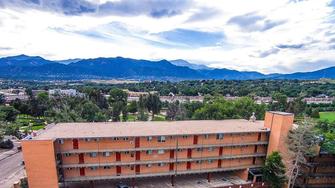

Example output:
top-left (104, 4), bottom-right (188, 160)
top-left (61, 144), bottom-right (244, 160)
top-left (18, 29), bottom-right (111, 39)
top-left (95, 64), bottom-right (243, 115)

top-left (0, 0), bottom-right (335, 73)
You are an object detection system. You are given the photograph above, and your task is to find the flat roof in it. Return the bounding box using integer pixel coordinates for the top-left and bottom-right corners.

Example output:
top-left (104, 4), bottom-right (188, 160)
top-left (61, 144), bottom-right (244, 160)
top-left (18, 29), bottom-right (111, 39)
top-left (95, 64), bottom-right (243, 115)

top-left (33, 120), bottom-right (267, 140)
top-left (268, 111), bottom-right (293, 116)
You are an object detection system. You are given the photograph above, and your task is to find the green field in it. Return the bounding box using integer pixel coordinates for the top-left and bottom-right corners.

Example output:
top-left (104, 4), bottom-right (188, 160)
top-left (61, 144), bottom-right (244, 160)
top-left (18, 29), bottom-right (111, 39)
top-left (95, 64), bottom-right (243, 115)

top-left (319, 112), bottom-right (335, 122)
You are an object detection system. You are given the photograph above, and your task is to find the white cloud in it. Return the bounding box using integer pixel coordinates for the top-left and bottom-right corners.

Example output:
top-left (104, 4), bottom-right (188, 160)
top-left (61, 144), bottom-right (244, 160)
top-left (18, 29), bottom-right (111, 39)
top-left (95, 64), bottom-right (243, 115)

top-left (0, 0), bottom-right (335, 73)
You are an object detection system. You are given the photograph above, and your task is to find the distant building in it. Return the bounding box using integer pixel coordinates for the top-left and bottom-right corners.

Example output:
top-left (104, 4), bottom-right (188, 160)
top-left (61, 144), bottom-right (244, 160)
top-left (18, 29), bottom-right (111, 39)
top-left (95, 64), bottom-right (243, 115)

top-left (0, 89), bottom-right (29, 103)
top-left (303, 96), bottom-right (334, 104)
top-left (48, 89), bottom-right (85, 98)
top-left (160, 96), bottom-right (204, 103)
top-left (254, 97), bottom-right (273, 105)
top-left (22, 111), bottom-right (295, 188)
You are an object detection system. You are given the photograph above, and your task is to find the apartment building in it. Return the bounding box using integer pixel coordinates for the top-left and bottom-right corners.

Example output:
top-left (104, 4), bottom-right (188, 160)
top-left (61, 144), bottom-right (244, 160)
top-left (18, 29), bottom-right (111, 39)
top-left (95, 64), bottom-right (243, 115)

top-left (297, 151), bottom-right (335, 188)
top-left (22, 111), bottom-right (294, 188)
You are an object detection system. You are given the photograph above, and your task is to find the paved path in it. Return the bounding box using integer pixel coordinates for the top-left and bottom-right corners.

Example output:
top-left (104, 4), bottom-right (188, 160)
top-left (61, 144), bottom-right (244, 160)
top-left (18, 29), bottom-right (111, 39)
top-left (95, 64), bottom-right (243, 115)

top-left (0, 142), bottom-right (25, 188)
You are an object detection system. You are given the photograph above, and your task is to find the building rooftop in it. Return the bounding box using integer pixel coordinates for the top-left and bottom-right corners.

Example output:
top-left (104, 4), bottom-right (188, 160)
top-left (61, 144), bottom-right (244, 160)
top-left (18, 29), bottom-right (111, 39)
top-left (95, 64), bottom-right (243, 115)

top-left (267, 111), bottom-right (293, 116)
top-left (33, 120), bottom-right (267, 140)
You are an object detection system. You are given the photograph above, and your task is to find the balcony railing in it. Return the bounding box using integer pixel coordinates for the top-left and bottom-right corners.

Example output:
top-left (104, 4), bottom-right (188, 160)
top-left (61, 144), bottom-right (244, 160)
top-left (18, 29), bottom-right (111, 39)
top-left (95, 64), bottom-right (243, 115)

top-left (58, 141), bottom-right (269, 154)
top-left (61, 153), bottom-right (266, 168)
top-left (63, 164), bottom-right (263, 182)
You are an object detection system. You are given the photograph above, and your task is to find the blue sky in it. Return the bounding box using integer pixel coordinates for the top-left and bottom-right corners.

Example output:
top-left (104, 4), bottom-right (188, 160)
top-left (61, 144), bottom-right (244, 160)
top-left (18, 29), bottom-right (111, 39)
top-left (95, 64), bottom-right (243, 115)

top-left (0, 0), bottom-right (335, 73)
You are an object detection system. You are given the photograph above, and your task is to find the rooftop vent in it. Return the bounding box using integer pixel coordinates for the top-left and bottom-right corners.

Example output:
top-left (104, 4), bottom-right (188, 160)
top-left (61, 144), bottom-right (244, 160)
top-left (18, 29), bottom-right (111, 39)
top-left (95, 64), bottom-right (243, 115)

top-left (250, 112), bottom-right (256, 122)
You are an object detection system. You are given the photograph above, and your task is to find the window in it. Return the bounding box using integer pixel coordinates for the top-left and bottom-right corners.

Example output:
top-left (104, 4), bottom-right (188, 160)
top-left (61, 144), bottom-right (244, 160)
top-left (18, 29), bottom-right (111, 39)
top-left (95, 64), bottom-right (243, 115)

top-left (216, 133), bottom-right (224, 140)
top-left (66, 168), bottom-right (72, 170)
top-left (90, 167), bottom-right (98, 170)
top-left (90, 152), bottom-right (97, 158)
top-left (103, 166), bottom-right (111, 169)
top-left (157, 136), bottom-right (166, 142)
top-left (208, 147), bottom-right (214, 152)
top-left (177, 149), bottom-right (183, 152)
top-left (182, 135), bottom-right (188, 139)
top-left (113, 137), bottom-right (119, 141)
top-left (158, 149), bottom-right (165, 154)
top-left (158, 163), bottom-right (165, 167)
top-left (58, 139), bottom-right (64, 144)
top-left (64, 153), bottom-right (71, 157)
top-left (204, 134), bottom-right (209, 139)
top-left (208, 160), bottom-right (213, 163)
top-left (123, 137), bottom-right (129, 141)
top-left (103, 152), bottom-right (110, 157)
top-left (196, 148), bottom-right (203, 152)
top-left (147, 136), bottom-right (152, 141)
top-left (124, 151), bottom-right (130, 154)
top-left (94, 138), bottom-right (99, 142)
top-left (146, 150), bottom-right (153, 155)
top-left (146, 164), bottom-right (152, 168)
top-left (196, 160), bottom-right (202, 164)
top-left (85, 138), bottom-right (91, 142)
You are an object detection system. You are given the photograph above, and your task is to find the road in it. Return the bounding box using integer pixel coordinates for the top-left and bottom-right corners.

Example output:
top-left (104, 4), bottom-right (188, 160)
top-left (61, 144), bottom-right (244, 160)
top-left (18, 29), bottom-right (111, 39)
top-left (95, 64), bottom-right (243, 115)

top-left (0, 143), bottom-right (25, 188)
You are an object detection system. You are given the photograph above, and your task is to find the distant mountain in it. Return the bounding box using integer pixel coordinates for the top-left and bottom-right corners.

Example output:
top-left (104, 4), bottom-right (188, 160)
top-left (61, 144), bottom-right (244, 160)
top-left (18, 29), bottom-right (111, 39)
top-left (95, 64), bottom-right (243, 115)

top-left (0, 54), bottom-right (335, 80)
top-left (201, 69), bottom-right (265, 80)
top-left (272, 67), bottom-right (335, 79)
top-left (68, 57), bottom-right (203, 79)
top-left (0, 54), bottom-right (54, 67)
top-left (170, 59), bottom-right (211, 70)
top-left (56, 58), bottom-right (82, 65)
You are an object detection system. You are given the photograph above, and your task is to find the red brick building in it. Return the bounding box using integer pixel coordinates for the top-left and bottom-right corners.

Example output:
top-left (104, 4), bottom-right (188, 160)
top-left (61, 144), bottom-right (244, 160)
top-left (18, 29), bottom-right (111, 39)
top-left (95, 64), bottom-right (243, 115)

top-left (22, 111), bottom-right (294, 188)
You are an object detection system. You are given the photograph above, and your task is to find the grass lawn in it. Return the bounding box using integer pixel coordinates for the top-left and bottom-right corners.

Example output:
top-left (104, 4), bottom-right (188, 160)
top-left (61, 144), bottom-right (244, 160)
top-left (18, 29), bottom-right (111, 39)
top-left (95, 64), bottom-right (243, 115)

top-left (152, 114), bottom-right (166, 121)
top-left (31, 125), bottom-right (45, 130)
top-left (319, 112), bottom-right (335, 122)
top-left (127, 114), bottom-right (137, 121)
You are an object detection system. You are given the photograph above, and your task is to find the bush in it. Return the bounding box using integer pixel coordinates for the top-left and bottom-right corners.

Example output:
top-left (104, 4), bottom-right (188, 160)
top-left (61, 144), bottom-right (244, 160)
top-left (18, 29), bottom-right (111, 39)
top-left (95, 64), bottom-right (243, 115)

top-left (20, 178), bottom-right (28, 188)
top-left (0, 139), bottom-right (14, 149)
top-left (311, 109), bottom-right (320, 118)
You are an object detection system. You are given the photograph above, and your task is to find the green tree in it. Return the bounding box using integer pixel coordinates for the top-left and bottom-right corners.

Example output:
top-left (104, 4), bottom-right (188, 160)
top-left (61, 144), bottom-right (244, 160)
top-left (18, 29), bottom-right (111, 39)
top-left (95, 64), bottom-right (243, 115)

top-left (11, 99), bottom-right (30, 114)
top-left (145, 93), bottom-right (161, 120)
top-left (286, 118), bottom-right (320, 188)
top-left (192, 97), bottom-right (265, 120)
top-left (166, 101), bottom-right (186, 121)
top-left (310, 109), bottom-right (320, 118)
top-left (316, 121), bottom-right (335, 154)
top-left (127, 101), bottom-right (138, 114)
top-left (270, 92), bottom-right (288, 112)
top-left (183, 101), bottom-right (204, 119)
top-left (137, 95), bottom-right (148, 121)
top-left (0, 94), bottom-right (5, 105)
top-left (286, 97), bottom-right (306, 116)
top-left (262, 151), bottom-right (287, 188)
top-left (82, 87), bottom-right (108, 109)
top-left (81, 101), bottom-right (102, 122)
top-left (108, 89), bottom-right (127, 121)
top-left (0, 106), bottom-right (19, 122)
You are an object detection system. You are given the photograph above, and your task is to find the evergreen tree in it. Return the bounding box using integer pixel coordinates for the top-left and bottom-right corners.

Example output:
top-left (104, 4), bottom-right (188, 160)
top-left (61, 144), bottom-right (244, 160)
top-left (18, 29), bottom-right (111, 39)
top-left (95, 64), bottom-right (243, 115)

top-left (262, 151), bottom-right (287, 188)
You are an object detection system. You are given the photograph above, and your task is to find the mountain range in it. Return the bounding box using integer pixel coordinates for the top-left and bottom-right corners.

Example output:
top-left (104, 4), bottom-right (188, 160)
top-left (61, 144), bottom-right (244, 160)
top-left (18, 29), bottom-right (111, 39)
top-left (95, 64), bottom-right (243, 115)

top-left (0, 54), bottom-right (335, 80)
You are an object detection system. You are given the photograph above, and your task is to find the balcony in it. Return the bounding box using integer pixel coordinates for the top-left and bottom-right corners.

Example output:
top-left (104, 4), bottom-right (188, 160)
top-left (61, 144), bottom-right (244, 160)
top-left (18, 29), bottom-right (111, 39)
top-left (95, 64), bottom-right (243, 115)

top-left (63, 164), bottom-right (263, 182)
top-left (58, 141), bottom-right (269, 154)
top-left (61, 153), bottom-right (266, 168)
